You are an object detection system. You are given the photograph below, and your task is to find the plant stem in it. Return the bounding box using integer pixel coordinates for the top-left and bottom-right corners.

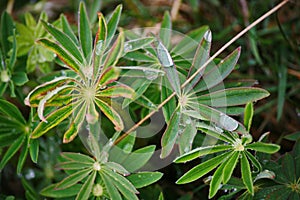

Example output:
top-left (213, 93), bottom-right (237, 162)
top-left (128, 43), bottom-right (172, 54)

top-left (114, 0), bottom-right (289, 145)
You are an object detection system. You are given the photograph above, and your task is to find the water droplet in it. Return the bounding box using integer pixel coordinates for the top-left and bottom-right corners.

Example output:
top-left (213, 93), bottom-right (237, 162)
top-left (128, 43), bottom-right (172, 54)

top-left (185, 118), bottom-right (191, 124)
top-left (184, 147), bottom-right (190, 153)
top-left (143, 70), bottom-right (158, 80)
top-left (204, 30), bottom-right (212, 42)
top-left (124, 43), bottom-right (133, 52)
top-left (123, 143), bottom-right (132, 153)
top-left (219, 113), bottom-right (238, 131)
top-left (108, 139), bottom-right (113, 146)
top-left (220, 59), bottom-right (224, 64)
top-left (156, 41), bottom-right (173, 67)
top-left (25, 169), bottom-right (35, 180)
top-left (96, 40), bottom-right (103, 55)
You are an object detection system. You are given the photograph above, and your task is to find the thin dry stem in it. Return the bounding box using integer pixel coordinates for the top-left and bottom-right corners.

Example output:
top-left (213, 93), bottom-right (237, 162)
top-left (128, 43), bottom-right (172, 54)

top-left (114, 0), bottom-right (289, 145)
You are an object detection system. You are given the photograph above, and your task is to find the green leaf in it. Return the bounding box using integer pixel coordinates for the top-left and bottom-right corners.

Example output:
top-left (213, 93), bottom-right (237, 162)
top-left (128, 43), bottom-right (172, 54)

top-left (122, 145), bottom-right (156, 172)
top-left (75, 171), bottom-right (96, 200)
top-left (283, 132), bottom-right (300, 141)
top-left (31, 103), bottom-right (75, 139)
top-left (0, 99), bottom-right (26, 124)
top-left (42, 20), bottom-right (84, 64)
top-left (63, 102), bottom-right (86, 143)
top-left (161, 77), bottom-right (177, 122)
top-left (17, 145), bottom-right (29, 174)
top-left (98, 66), bottom-right (121, 87)
top-left (195, 47), bottom-right (241, 92)
top-left (24, 76), bottom-right (71, 106)
top-left (9, 29), bottom-right (17, 69)
top-left (116, 131), bottom-right (136, 153)
top-left (209, 154), bottom-right (231, 198)
top-left (176, 152), bottom-right (230, 184)
top-left (37, 85), bottom-right (72, 122)
top-left (174, 145), bottom-right (233, 163)
top-left (172, 26), bottom-right (209, 57)
top-left (197, 87), bottom-right (269, 107)
top-left (37, 38), bottom-right (84, 77)
top-left (159, 11), bottom-right (171, 49)
top-left (60, 14), bottom-right (78, 45)
top-left (12, 72), bottom-right (28, 86)
top-left (0, 11), bottom-right (14, 55)
top-left (245, 151), bottom-right (262, 172)
top-left (97, 85), bottom-right (135, 99)
top-left (178, 116), bottom-right (197, 155)
top-left (245, 142), bottom-right (280, 154)
top-left (29, 139), bottom-right (39, 163)
top-left (123, 37), bottom-right (154, 54)
top-left (196, 104), bottom-right (241, 132)
top-left (127, 172), bottom-right (163, 189)
top-left (124, 51), bottom-right (156, 62)
top-left (222, 151), bottom-right (240, 184)
top-left (161, 108), bottom-right (181, 158)
top-left (79, 2), bottom-right (92, 61)
top-left (58, 162), bottom-right (93, 170)
top-left (40, 183), bottom-right (82, 198)
top-left (56, 168), bottom-right (93, 190)
top-left (244, 102), bottom-right (254, 131)
top-left (0, 134), bottom-right (25, 171)
top-left (95, 98), bottom-right (124, 131)
top-left (105, 162), bottom-right (129, 176)
top-left (104, 169), bottom-right (139, 200)
top-left (240, 151), bottom-right (253, 195)
top-left (61, 152), bottom-right (95, 163)
top-left (186, 29), bottom-right (211, 91)
top-left (103, 30), bottom-right (124, 70)
top-left (106, 5), bottom-right (122, 46)
top-left (101, 173), bottom-right (122, 200)
top-left (277, 63), bottom-right (287, 121)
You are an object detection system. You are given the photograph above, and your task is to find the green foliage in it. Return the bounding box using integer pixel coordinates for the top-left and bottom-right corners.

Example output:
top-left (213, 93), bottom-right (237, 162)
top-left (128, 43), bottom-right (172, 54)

top-left (0, 12), bottom-right (28, 97)
top-left (0, 1), bottom-right (295, 200)
top-left (15, 12), bottom-right (56, 73)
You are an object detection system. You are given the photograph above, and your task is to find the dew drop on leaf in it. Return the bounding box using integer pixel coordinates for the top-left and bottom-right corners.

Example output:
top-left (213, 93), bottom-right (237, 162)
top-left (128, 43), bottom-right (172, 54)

top-left (203, 30), bottom-right (212, 43)
top-left (96, 40), bottom-right (104, 55)
top-left (156, 41), bottom-right (173, 67)
top-left (143, 70), bottom-right (158, 80)
top-left (219, 113), bottom-right (238, 131)
top-left (124, 43), bottom-right (133, 52)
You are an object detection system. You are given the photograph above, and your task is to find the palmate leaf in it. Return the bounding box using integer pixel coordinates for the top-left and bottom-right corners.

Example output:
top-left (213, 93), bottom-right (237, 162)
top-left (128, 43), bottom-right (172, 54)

top-left (40, 183), bottom-right (82, 198)
top-left (31, 103), bottom-right (76, 139)
top-left (0, 134), bottom-right (25, 171)
top-left (103, 30), bottom-right (125, 70)
top-left (101, 173), bottom-right (122, 200)
top-left (97, 85), bottom-right (135, 99)
top-left (176, 152), bottom-right (231, 184)
top-left (161, 107), bottom-right (181, 158)
top-left (209, 153), bottom-right (232, 198)
top-left (241, 151), bottom-right (254, 195)
top-left (37, 38), bottom-right (84, 78)
top-left (94, 98), bottom-right (124, 131)
top-left (106, 5), bottom-right (122, 46)
top-left (41, 20), bottom-right (84, 64)
top-left (0, 99), bottom-right (26, 124)
top-left (55, 168), bottom-right (93, 190)
top-left (60, 14), bottom-right (78, 45)
top-left (75, 171), bottom-right (96, 200)
top-left (174, 145), bottom-right (233, 163)
top-left (159, 11), bottom-right (171, 49)
top-left (127, 172), bottom-right (163, 189)
top-left (79, 1), bottom-right (92, 61)
top-left (186, 29), bottom-right (212, 91)
top-left (194, 47), bottom-right (241, 93)
top-left (245, 142), bottom-right (280, 154)
top-left (197, 87), bottom-right (270, 107)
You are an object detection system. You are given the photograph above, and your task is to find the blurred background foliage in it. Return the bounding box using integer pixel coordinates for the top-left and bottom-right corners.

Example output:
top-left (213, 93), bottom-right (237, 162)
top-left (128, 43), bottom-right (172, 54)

top-left (0, 0), bottom-right (299, 199)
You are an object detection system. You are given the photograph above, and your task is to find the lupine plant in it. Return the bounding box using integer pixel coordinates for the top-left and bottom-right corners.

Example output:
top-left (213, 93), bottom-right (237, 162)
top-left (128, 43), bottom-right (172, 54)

top-left (0, 1), bottom-right (294, 199)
